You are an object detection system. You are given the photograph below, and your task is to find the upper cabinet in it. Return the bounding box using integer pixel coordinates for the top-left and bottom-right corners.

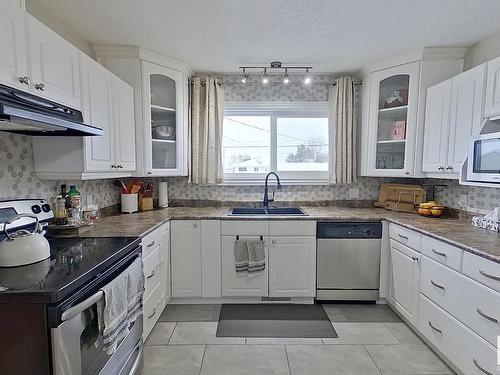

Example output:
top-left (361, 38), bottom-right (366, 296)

top-left (484, 56), bottom-right (500, 118)
top-left (423, 64), bottom-right (486, 178)
top-left (27, 16), bottom-right (81, 109)
top-left (360, 48), bottom-right (466, 178)
top-left (95, 46), bottom-right (191, 177)
top-left (0, 0), bottom-right (29, 90)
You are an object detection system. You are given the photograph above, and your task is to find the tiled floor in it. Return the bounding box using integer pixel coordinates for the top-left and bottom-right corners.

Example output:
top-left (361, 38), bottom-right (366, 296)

top-left (142, 304), bottom-right (454, 375)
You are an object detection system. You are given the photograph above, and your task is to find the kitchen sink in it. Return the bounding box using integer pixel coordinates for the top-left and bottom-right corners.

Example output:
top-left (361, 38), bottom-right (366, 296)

top-left (229, 207), bottom-right (307, 216)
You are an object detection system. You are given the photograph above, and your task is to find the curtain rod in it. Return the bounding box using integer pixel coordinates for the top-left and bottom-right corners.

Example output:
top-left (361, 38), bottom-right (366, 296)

top-left (189, 79), bottom-right (362, 86)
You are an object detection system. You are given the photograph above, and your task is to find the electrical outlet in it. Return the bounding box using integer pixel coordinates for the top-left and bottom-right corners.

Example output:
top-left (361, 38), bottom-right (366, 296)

top-left (459, 193), bottom-right (468, 208)
top-left (349, 188), bottom-right (360, 199)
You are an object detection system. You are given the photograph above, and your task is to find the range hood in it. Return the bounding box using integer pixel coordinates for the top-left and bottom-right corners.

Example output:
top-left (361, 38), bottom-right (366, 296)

top-left (0, 84), bottom-right (103, 136)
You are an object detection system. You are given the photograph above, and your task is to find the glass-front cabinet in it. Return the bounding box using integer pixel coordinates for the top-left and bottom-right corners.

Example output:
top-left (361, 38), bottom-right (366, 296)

top-left (142, 61), bottom-right (188, 176)
top-left (366, 62), bottom-right (420, 177)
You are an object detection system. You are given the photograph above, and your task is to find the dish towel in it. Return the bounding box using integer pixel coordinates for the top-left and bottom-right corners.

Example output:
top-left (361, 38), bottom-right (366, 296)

top-left (126, 258), bottom-right (144, 324)
top-left (234, 239), bottom-right (249, 273)
top-left (247, 240), bottom-right (266, 273)
top-left (97, 270), bottom-right (129, 355)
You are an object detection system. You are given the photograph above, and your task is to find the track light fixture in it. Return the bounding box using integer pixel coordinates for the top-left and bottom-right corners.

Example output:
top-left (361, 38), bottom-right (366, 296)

top-left (238, 62), bottom-right (312, 85)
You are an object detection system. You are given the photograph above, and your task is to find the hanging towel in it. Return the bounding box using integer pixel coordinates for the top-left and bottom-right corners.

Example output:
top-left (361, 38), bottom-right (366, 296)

top-left (247, 240), bottom-right (266, 273)
top-left (97, 270), bottom-right (129, 355)
top-left (234, 239), bottom-right (249, 273)
top-left (126, 258), bottom-right (144, 324)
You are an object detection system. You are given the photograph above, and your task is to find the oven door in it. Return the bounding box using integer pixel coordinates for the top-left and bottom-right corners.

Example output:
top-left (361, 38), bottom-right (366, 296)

top-left (51, 289), bottom-right (143, 375)
top-left (468, 133), bottom-right (500, 182)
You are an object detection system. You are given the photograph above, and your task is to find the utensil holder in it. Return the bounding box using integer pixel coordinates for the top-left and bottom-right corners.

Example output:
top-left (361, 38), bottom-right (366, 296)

top-left (121, 193), bottom-right (138, 213)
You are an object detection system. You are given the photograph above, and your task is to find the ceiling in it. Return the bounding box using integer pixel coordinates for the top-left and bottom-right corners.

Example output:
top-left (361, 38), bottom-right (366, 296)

top-left (31, 0), bottom-right (500, 73)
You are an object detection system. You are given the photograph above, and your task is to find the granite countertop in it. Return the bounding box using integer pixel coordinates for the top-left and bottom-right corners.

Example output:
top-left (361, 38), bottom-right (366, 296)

top-left (71, 206), bottom-right (500, 263)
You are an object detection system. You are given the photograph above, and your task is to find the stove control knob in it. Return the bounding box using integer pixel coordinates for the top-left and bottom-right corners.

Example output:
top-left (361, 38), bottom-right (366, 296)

top-left (366, 229), bottom-right (372, 236)
top-left (41, 204), bottom-right (51, 213)
top-left (31, 205), bottom-right (42, 214)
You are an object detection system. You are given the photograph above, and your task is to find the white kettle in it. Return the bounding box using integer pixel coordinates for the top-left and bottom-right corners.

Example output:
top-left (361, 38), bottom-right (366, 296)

top-left (0, 214), bottom-right (50, 267)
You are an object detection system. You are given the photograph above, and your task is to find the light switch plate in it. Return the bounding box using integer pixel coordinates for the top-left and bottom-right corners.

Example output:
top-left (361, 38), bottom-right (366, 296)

top-left (349, 188), bottom-right (360, 199)
top-left (459, 193), bottom-right (468, 208)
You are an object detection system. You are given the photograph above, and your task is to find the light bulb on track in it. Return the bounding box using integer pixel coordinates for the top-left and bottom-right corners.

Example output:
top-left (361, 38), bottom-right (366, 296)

top-left (283, 68), bottom-right (290, 84)
top-left (262, 68), bottom-right (269, 84)
top-left (304, 68), bottom-right (311, 85)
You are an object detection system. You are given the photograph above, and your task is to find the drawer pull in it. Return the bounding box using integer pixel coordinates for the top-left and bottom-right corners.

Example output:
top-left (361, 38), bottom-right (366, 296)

top-left (398, 234), bottom-right (408, 241)
top-left (473, 358), bottom-right (493, 375)
top-left (476, 308), bottom-right (498, 324)
top-left (146, 270), bottom-right (156, 279)
top-left (430, 280), bottom-right (445, 291)
top-left (147, 307), bottom-right (156, 319)
top-left (479, 269), bottom-right (500, 282)
top-left (147, 241), bottom-right (156, 248)
top-left (427, 321), bottom-right (442, 334)
top-left (411, 256), bottom-right (419, 262)
top-left (431, 248), bottom-right (447, 258)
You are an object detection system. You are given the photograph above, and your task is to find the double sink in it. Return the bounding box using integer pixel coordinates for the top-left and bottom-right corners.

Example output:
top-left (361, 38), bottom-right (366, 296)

top-left (229, 207), bottom-right (307, 216)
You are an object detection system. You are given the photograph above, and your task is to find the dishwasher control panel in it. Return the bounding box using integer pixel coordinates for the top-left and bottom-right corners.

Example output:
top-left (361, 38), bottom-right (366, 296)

top-left (316, 222), bottom-right (382, 239)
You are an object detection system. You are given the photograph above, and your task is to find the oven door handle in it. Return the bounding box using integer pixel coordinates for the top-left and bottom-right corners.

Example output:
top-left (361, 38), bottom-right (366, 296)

top-left (61, 290), bottom-right (104, 322)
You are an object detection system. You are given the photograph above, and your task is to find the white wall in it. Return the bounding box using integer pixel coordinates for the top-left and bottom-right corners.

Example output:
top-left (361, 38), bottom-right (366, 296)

top-left (464, 28), bottom-right (500, 69)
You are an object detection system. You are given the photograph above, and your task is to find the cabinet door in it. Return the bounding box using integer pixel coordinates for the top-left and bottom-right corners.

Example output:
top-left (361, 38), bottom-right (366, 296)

top-left (221, 236), bottom-right (269, 297)
top-left (160, 223), bottom-right (171, 305)
top-left (111, 75), bottom-right (136, 171)
top-left (390, 239), bottom-right (420, 325)
top-left (171, 220), bottom-right (201, 297)
top-left (484, 55), bottom-right (500, 117)
top-left (0, 0), bottom-right (29, 90)
top-left (448, 64), bottom-right (486, 172)
top-left (80, 52), bottom-right (114, 171)
top-left (422, 80), bottom-right (452, 173)
top-left (142, 61), bottom-right (187, 176)
top-left (367, 62), bottom-right (420, 177)
top-left (27, 15), bottom-right (81, 109)
top-left (269, 236), bottom-right (316, 297)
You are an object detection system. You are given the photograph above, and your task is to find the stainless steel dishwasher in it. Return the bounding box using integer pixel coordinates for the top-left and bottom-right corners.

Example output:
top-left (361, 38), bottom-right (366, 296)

top-left (316, 222), bottom-right (382, 301)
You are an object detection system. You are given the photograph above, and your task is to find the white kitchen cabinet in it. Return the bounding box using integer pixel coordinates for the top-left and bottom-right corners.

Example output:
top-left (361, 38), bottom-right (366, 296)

top-left (160, 222), bottom-right (171, 305)
top-left (360, 48), bottom-right (466, 177)
top-left (0, 0), bottom-right (29, 91)
top-left (221, 235), bottom-right (269, 297)
top-left (33, 53), bottom-right (136, 180)
top-left (95, 46), bottom-right (191, 177)
top-left (390, 239), bottom-right (420, 325)
top-left (171, 220), bottom-right (202, 298)
top-left (484, 55), bottom-right (500, 118)
top-left (423, 64), bottom-right (486, 177)
top-left (422, 80), bottom-right (452, 174)
top-left (27, 15), bottom-right (81, 109)
top-left (268, 236), bottom-right (316, 297)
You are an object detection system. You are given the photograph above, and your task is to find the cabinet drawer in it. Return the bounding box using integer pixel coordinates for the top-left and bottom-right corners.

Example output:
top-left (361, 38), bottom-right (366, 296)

top-left (141, 226), bottom-right (162, 258)
top-left (221, 221), bottom-right (268, 236)
top-left (421, 236), bottom-right (463, 271)
top-left (269, 221), bottom-right (315, 236)
top-left (389, 224), bottom-right (421, 251)
top-left (463, 252), bottom-right (500, 293)
top-left (143, 245), bottom-right (161, 298)
top-left (419, 294), bottom-right (497, 375)
top-left (421, 256), bottom-right (500, 347)
top-left (143, 281), bottom-right (164, 339)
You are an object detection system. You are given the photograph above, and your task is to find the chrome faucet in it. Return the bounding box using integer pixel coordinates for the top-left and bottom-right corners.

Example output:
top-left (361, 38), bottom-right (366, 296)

top-left (263, 172), bottom-right (282, 208)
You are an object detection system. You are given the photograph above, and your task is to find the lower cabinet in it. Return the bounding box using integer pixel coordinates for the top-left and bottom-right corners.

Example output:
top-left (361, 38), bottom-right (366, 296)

top-left (390, 239), bottom-right (420, 325)
top-left (221, 235), bottom-right (269, 297)
top-left (142, 222), bottom-right (169, 339)
top-left (268, 236), bottom-right (316, 297)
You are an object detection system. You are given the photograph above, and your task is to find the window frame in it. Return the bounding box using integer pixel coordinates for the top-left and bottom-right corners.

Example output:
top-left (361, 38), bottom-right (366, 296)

top-left (223, 101), bottom-right (330, 185)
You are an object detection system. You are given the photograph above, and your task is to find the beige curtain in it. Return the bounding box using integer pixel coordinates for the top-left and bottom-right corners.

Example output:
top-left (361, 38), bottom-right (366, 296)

top-left (329, 76), bottom-right (357, 184)
top-left (189, 77), bottom-right (224, 184)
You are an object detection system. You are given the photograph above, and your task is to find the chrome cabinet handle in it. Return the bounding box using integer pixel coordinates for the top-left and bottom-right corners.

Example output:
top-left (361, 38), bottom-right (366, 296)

top-left (431, 280), bottom-right (445, 291)
top-left (147, 171), bottom-right (153, 175)
top-left (193, 223), bottom-right (198, 228)
top-left (476, 308), bottom-right (498, 323)
top-left (445, 166), bottom-right (453, 171)
top-left (479, 269), bottom-right (500, 281)
top-left (18, 76), bottom-right (31, 85)
top-left (405, 171), bottom-right (410, 175)
top-left (111, 164), bottom-right (116, 169)
top-left (147, 307), bottom-right (156, 319)
top-left (431, 248), bottom-right (447, 258)
top-left (428, 321), bottom-right (442, 334)
top-left (147, 241), bottom-right (156, 248)
top-left (411, 256), bottom-right (419, 262)
top-left (437, 166), bottom-right (445, 171)
top-left (473, 358), bottom-right (493, 375)
top-left (35, 82), bottom-right (45, 91)
top-left (398, 234), bottom-right (408, 240)
top-left (271, 239), bottom-right (276, 245)
top-left (146, 269), bottom-right (155, 279)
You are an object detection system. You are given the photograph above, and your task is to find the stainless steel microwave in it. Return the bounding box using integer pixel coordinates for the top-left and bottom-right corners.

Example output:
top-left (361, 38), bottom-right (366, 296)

top-left (468, 132), bottom-right (500, 183)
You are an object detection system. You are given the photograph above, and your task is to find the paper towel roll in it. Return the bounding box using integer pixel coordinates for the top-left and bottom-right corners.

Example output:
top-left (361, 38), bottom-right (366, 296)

top-left (159, 181), bottom-right (169, 207)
